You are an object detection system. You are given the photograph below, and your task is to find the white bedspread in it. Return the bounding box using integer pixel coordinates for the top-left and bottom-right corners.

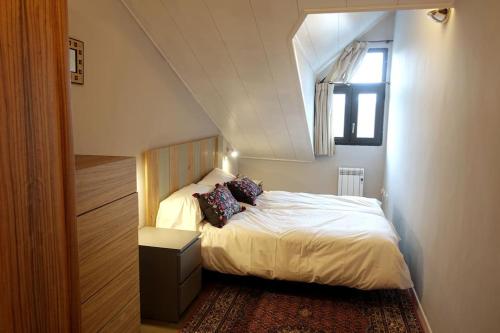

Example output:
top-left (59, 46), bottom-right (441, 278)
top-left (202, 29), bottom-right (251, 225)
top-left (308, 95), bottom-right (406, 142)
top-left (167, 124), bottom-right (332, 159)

top-left (200, 191), bottom-right (413, 290)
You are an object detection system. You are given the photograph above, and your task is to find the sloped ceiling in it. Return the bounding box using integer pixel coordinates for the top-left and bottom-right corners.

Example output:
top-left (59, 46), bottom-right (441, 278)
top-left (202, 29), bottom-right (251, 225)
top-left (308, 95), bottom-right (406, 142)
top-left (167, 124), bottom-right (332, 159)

top-left (121, 0), bottom-right (453, 161)
top-left (295, 11), bottom-right (388, 74)
top-left (122, 0), bottom-right (313, 161)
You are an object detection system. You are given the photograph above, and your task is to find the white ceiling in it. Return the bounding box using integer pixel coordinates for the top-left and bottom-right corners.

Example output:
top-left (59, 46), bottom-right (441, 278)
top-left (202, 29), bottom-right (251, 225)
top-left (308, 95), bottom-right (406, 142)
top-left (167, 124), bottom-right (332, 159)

top-left (121, 0), bottom-right (453, 161)
top-left (294, 12), bottom-right (388, 74)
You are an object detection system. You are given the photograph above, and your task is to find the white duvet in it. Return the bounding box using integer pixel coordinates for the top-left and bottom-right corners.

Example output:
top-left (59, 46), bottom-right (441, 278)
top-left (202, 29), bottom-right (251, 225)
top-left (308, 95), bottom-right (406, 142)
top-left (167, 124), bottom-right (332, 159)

top-left (200, 191), bottom-right (413, 290)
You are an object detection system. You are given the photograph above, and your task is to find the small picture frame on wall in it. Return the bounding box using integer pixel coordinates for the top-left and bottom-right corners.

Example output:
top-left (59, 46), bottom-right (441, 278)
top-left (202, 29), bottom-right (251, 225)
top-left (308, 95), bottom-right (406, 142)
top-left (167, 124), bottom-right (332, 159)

top-left (69, 38), bottom-right (84, 84)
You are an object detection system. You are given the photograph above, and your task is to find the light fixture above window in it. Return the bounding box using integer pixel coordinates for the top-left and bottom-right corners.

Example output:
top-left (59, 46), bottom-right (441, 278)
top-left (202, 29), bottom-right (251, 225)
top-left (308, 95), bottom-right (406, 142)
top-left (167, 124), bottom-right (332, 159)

top-left (427, 8), bottom-right (451, 24)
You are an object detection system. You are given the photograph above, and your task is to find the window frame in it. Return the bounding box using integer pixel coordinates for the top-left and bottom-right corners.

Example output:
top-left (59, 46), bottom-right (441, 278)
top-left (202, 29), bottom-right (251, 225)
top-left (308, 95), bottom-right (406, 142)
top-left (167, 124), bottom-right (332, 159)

top-left (332, 85), bottom-right (352, 146)
top-left (333, 48), bottom-right (388, 146)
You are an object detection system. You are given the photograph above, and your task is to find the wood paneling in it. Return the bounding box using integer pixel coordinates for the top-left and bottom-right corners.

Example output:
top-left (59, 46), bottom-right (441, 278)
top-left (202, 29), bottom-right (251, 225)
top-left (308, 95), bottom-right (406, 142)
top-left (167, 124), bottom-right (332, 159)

top-left (122, 0), bottom-right (454, 161)
top-left (122, 0), bottom-right (248, 152)
top-left (207, 0), bottom-right (296, 159)
top-left (77, 193), bottom-right (138, 260)
top-left (80, 230), bottom-right (138, 303)
top-left (250, 0), bottom-right (316, 159)
top-left (81, 263), bottom-right (139, 333)
top-left (0, 0), bottom-right (80, 331)
top-left (75, 155), bottom-right (140, 332)
top-left (75, 156), bottom-right (136, 215)
top-left (164, 0), bottom-right (274, 157)
top-left (123, 0), bottom-right (307, 160)
top-left (143, 136), bottom-right (220, 226)
top-left (298, 0), bottom-right (347, 12)
top-left (144, 149), bottom-right (160, 227)
top-left (77, 193), bottom-right (138, 302)
top-left (100, 295), bottom-right (141, 333)
top-left (348, 0), bottom-right (397, 8)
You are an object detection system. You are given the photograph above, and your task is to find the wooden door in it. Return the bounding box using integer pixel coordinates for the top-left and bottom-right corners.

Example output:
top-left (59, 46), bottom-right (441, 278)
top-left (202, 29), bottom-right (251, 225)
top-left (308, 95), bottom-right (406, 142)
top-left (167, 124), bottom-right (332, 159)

top-left (0, 0), bottom-right (80, 332)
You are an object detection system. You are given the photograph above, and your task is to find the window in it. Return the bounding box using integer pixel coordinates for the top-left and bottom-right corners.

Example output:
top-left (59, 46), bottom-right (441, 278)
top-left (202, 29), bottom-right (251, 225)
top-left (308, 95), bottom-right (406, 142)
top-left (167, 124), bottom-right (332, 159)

top-left (350, 49), bottom-right (387, 83)
top-left (334, 48), bottom-right (388, 146)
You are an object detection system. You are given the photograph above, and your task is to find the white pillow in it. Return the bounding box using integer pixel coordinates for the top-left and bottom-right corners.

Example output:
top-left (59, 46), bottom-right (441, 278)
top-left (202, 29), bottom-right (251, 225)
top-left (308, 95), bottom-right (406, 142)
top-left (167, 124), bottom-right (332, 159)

top-left (156, 183), bottom-right (213, 231)
top-left (197, 168), bottom-right (235, 186)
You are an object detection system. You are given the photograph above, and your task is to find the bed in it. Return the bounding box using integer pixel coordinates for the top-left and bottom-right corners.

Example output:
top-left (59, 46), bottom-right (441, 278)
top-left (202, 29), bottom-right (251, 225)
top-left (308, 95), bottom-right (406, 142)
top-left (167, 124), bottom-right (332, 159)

top-left (200, 191), bottom-right (412, 290)
top-left (144, 136), bottom-right (413, 290)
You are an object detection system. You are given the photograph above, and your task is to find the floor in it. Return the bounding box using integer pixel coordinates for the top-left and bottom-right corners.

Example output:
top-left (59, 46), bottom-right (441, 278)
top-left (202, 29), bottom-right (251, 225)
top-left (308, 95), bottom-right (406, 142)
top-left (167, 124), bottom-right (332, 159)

top-left (140, 284), bottom-right (202, 333)
top-left (140, 271), bottom-right (429, 333)
top-left (141, 322), bottom-right (178, 333)
top-left (141, 305), bottom-right (195, 333)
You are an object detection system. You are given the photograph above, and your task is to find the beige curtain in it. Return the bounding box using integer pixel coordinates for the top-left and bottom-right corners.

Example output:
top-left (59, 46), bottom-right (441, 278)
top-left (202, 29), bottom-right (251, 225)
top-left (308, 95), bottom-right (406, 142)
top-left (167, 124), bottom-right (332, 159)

top-left (314, 41), bottom-right (368, 157)
top-left (326, 41), bottom-right (368, 83)
top-left (314, 82), bottom-right (335, 156)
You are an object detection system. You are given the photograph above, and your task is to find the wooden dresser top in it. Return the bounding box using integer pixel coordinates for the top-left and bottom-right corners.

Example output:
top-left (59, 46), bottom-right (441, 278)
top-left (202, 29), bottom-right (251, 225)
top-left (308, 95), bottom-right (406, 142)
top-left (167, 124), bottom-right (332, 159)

top-left (75, 155), bottom-right (133, 170)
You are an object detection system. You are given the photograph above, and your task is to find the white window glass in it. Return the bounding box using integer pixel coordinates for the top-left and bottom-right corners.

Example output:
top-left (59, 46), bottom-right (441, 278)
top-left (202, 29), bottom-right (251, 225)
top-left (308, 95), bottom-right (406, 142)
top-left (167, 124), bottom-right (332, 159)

top-left (351, 52), bottom-right (384, 83)
top-left (332, 94), bottom-right (346, 138)
top-left (357, 94), bottom-right (377, 138)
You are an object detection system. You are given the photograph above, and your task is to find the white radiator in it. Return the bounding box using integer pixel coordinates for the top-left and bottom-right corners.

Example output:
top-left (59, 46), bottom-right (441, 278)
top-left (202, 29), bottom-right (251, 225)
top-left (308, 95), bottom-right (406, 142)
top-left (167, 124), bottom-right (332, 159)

top-left (338, 167), bottom-right (365, 196)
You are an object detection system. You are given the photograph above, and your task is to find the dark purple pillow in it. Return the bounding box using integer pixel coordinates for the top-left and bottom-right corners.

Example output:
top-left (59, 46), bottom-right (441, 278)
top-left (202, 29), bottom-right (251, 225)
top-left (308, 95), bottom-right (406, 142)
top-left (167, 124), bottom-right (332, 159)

top-left (193, 184), bottom-right (246, 228)
top-left (225, 177), bottom-right (263, 206)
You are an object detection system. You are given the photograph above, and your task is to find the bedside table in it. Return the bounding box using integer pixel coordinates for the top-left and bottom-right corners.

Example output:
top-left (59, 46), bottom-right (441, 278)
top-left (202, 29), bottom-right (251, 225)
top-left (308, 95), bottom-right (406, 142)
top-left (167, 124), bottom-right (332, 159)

top-left (138, 227), bottom-right (202, 322)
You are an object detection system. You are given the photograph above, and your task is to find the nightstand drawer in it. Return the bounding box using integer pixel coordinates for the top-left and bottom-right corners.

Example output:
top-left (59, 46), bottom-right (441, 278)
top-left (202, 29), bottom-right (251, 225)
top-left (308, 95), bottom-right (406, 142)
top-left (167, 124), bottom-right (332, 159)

top-left (179, 238), bottom-right (201, 283)
top-left (179, 266), bottom-right (202, 314)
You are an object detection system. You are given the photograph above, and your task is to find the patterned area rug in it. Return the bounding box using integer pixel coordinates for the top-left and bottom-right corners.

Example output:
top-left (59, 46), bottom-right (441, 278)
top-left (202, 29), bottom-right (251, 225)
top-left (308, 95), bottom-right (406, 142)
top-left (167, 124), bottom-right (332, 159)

top-left (181, 272), bottom-right (424, 333)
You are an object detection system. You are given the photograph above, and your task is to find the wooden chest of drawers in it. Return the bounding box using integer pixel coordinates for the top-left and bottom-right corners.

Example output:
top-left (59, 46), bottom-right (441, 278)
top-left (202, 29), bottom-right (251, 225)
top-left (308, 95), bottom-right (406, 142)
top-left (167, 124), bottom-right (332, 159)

top-left (75, 155), bottom-right (140, 332)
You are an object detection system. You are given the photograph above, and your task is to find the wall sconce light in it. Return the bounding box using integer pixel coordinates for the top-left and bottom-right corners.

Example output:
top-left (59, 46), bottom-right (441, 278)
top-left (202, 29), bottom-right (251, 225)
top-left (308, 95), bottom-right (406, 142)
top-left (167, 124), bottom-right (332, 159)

top-left (427, 8), bottom-right (451, 24)
top-left (227, 148), bottom-right (239, 158)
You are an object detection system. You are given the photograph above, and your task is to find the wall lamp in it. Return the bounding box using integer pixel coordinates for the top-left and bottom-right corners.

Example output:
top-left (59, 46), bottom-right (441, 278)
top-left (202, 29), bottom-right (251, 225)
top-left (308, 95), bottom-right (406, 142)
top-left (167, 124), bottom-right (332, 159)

top-left (427, 8), bottom-right (451, 24)
top-left (227, 148), bottom-right (239, 158)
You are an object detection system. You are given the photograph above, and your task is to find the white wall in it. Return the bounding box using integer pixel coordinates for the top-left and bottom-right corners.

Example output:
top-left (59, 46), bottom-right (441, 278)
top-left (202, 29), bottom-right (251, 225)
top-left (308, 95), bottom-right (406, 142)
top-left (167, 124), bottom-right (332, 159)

top-left (239, 15), bottom-right (395, 199)
top-left (385, 5), bottom-right (500, 333)
top-left (68, 0), bottom-right (220, 226)
top-left (359, 12), bottom-right (395, 42)
top-left (240, 145), bottom-right (386, 197)
top-left (294, 41), bottom-right (316, 143)
top-left (295, 11), bottom-right (388, 74)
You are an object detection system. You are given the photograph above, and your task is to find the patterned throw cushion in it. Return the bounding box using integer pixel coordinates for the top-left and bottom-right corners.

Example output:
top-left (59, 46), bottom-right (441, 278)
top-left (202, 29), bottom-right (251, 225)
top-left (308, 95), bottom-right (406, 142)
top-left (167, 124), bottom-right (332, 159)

top-left (225, 177), bottom-right (263, 206)
top-left (193, 184), bottom-right (246, 228)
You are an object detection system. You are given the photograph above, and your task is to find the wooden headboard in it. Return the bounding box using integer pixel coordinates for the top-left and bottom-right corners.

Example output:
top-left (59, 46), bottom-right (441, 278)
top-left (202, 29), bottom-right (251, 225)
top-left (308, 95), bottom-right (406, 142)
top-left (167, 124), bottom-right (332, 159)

top-left (143, 136), bottom-right (222, 227)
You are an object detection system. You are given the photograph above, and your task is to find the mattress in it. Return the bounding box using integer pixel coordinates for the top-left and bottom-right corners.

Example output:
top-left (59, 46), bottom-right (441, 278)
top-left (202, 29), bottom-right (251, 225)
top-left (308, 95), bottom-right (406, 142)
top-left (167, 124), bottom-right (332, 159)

top-left (200, 191), bottom-right (413, 290)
